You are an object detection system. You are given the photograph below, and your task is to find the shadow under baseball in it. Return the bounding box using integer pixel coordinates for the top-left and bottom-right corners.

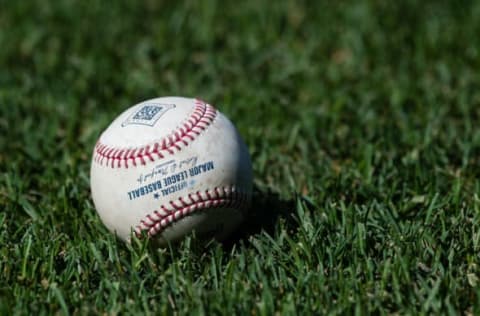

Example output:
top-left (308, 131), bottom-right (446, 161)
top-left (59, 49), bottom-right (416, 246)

top-left (221, 185), bottom-right (297, 249)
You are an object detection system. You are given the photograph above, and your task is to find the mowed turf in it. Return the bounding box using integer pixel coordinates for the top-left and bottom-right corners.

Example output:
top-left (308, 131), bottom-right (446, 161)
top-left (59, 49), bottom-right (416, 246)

top-left (1, 0), bottom-right (480, 314)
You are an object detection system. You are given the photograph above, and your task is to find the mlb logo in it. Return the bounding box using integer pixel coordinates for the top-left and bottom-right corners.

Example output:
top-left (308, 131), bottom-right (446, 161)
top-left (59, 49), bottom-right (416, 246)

top-left (122, 103), bottom-right (176, 127)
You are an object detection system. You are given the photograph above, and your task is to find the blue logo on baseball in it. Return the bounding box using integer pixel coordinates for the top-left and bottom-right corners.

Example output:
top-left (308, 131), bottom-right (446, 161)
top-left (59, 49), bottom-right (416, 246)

top-left (122, 103), bottom-right (175, 127)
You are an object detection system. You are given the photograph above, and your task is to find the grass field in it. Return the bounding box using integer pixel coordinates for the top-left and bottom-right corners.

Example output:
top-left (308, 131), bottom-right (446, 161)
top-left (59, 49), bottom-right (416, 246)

top-left (1, 0), bottom-right (480, 314)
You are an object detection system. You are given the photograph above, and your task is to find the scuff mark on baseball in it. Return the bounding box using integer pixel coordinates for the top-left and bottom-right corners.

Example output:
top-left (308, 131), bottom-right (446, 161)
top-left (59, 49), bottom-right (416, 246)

top-left (90, 97), bottom-right (253, 246)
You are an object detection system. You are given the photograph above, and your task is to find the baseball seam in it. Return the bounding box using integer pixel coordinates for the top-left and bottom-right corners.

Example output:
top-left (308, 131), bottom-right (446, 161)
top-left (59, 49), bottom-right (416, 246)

top-left (135, 185), bottom-right (249, 238)
top-left (93, 99), bottom-right (217, 169)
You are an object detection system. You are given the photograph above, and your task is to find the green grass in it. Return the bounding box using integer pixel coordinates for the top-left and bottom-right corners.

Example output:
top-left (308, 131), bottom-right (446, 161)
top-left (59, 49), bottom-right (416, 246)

top-left (1, 0), bottom-right (480, 314)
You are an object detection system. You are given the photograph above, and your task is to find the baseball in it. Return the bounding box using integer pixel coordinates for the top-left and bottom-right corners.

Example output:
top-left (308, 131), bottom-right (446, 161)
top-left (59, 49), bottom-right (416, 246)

top-left (90, 97), bottom-right (253, 246)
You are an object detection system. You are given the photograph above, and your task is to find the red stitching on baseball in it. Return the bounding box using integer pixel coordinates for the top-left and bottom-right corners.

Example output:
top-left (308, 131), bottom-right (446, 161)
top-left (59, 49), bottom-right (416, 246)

top-left (93, 99), bottom-right (217, 168)
top-left (135, 186), bottom-right (249, 238)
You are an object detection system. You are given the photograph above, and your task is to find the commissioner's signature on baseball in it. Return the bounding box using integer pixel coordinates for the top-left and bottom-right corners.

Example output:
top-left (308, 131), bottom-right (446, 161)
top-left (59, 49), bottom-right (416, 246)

top-left (127, 159), bottom-right (215, 201)
top-left (136, 156), bottom-right (198, 184)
